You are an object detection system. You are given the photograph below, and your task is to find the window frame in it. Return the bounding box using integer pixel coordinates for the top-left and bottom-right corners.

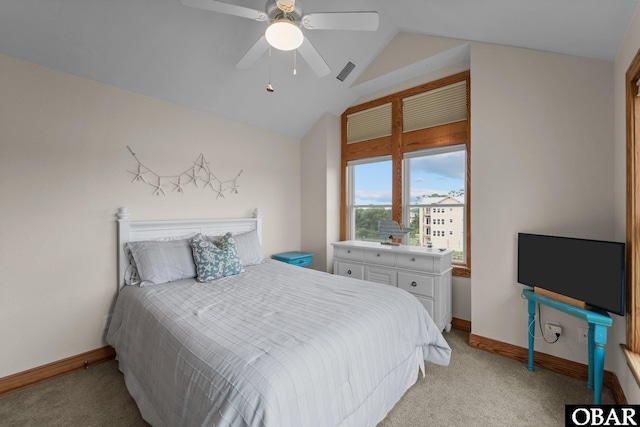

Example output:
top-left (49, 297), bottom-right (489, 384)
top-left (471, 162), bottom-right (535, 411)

top-left (340, 71), bottom-right (471, 277)
top-left (402, 144), bottom-right (467, 263)
top-left (347, 156), bottom-right (393, 242)
top-left (624, 47), bottom-right (640, 365)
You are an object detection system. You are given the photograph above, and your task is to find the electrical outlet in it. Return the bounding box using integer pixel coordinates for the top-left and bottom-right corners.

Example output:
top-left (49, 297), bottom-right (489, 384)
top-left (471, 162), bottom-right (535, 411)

top-left (578, 327), bottom-right (588, 344)
top-left (103, 314), bottom-right (111, 330)
top-left (544, 322), bottom-right (562, 337)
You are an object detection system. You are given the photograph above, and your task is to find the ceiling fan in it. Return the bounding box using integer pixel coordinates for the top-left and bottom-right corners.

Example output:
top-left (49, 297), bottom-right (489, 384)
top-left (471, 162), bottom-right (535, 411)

top-left (180, 0), bottom-right (379, 78)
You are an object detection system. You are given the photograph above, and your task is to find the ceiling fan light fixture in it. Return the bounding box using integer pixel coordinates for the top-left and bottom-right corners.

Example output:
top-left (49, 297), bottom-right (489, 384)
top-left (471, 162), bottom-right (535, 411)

top-left (265, 20), bottom-right (303, 51)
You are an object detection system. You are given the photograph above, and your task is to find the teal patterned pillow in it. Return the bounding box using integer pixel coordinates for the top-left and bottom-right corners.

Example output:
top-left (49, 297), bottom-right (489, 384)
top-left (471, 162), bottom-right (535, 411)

top-left (190, 233), bottom-right (244, 282)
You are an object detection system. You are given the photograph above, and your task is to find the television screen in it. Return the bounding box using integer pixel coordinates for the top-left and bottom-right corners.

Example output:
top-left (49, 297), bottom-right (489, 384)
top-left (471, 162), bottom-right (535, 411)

top-left (517, 233), bottom-right (625, 316)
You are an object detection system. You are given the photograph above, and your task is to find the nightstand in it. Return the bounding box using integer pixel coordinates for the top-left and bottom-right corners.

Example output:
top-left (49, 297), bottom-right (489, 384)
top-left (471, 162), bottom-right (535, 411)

top-left (272, 251), bottom-right (314, 267)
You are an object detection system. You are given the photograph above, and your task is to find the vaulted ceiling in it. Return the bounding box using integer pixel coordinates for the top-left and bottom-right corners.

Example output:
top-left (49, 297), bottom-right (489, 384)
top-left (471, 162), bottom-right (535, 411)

top-left (1, 0), bottom-right (637, 138)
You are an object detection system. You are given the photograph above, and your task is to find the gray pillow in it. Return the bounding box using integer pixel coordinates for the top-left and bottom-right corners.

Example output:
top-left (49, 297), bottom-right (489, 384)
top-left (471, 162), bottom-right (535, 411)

top-left (207, 230), bottom-right (264, 266)
top-left (126, 239), bottom-right (196, 286)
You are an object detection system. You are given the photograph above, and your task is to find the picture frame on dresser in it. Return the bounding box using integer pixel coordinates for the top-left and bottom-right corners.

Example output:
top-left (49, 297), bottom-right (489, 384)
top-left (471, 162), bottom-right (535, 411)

top-left (332, 240), bottom-right (453, 332)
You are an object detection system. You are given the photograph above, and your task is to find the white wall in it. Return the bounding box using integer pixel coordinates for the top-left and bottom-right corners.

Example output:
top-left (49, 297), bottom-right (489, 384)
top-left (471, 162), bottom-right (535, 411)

top-left (0, 53), bottom-right (301, 378)
top-left (300, 113), bottom-right (341, 272)
top-left (470, 43), bottom-right (616, 366)
top-left (613, 2), bottom-right (640, 404)
top-left (3, 31), bottom-right (627, 394)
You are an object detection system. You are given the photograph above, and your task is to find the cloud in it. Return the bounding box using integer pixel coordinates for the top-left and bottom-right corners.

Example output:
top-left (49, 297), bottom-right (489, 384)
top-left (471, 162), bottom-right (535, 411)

top-left (410, 151), bottom-right (465, 180)
top-left (354, 190), bottom-right (392, 205)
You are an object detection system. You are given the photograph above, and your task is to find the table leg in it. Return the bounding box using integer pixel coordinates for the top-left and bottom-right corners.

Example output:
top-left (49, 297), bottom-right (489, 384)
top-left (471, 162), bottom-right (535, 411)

top-left (521, 290), bottom-right (610, 405)
top-left (587, 324), bottom-right (594, 390)
top-left (528, 299), bottom-right (536, 371)
top-left (592, 324), bottom-right (607, 405)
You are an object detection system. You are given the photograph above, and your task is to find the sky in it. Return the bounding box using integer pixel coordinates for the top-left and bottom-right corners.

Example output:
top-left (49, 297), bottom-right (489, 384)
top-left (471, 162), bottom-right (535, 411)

top-left (354, 150), bottom-right (465, 205)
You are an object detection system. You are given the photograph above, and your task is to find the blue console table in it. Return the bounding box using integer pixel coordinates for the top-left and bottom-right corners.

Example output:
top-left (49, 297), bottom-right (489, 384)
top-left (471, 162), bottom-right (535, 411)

top-left (522, 289), bottom-right (612, 404)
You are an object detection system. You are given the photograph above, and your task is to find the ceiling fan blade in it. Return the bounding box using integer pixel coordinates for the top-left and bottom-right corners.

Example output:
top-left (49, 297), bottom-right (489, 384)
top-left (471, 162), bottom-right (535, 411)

top-left (180, 0), bottom-right (267, 21)
top-left (301, 12), bottom-right (379, 31)
top-left (297, 38), bottom-right (331, 78)
top-left (236, 36), bottom-right (269, 69)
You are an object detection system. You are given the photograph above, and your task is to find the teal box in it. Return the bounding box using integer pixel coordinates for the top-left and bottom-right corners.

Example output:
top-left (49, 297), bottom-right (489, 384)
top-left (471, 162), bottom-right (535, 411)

top-left (272, 251), bottom-right (314, 267)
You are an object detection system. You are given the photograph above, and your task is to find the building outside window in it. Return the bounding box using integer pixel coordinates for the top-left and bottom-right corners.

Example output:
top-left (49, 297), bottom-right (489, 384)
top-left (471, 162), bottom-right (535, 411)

top-left (405, 145), bottom-right (466, 263)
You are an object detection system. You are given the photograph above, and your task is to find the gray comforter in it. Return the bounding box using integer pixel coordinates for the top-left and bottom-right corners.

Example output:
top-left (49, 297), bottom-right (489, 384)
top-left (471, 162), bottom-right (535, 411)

top-left (107, 260), bottom-right (451, 427)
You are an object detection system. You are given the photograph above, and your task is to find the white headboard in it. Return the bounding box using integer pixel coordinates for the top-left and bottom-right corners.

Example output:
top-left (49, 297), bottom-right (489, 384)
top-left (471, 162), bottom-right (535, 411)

top-left (116, 207), bottom-right (262, 289)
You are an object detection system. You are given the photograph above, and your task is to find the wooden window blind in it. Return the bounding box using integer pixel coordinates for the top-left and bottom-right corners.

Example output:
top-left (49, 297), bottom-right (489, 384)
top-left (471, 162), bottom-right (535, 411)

top-left (402, 81), bottom-right (467, 133)
top-left (346, 103), bottom-right (392, 144)
top-left (341, 71), bottom-right (470, 276)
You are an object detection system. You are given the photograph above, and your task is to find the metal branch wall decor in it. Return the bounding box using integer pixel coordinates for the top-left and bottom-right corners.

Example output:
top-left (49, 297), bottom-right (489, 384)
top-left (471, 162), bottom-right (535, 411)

top-left (127, 146), bottom-right (242, 199)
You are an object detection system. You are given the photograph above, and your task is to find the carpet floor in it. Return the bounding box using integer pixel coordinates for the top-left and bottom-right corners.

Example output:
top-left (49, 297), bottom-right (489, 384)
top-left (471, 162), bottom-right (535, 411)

top-left (0, 329), bottom-right (614, 426)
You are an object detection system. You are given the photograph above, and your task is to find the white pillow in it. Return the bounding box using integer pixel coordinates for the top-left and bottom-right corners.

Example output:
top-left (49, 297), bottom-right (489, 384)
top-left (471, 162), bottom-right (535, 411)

top-left (124, 233), bottom-right (197, 286)
top-left (232, 230), bottom-right (265, 266)
top-left (205, 230), bottom-right (264, 266)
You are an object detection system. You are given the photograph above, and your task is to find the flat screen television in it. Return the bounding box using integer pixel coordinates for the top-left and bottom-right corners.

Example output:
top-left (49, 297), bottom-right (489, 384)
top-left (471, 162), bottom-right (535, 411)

top-left (517, 233), bottom-right (626, 316)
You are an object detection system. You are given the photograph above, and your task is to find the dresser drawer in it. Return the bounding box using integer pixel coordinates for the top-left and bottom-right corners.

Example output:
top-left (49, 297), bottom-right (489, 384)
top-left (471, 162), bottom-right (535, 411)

top-left (413, 294), bottom-right (435, 320)
top-left (334, 246), bottom-right (364, 262)
top-left (398, 271), bottom-right (434, 298)
top-left (365, 266), bottom-right (397, 286)
top-left (363, 249), bottom-right (395, 267)
top-left (336, 262), bottom-right (364, 280)
top-left (396, 253), bottom-right (434, 272)
top-left (332, 241), bottom-right (451, 333)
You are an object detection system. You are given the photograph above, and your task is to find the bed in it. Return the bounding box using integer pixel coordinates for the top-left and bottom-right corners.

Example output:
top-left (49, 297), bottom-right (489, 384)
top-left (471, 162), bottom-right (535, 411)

top-left (107, 208), bottom-right (451, 427)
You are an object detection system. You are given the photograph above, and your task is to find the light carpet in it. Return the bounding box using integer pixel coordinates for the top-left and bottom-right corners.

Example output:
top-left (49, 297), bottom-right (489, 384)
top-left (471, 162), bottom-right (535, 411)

top-left (0, 329), bottom-right (614, 426)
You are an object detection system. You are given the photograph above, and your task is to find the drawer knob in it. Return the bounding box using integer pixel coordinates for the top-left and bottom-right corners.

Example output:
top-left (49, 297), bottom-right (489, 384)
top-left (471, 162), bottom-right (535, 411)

top-left (411, 281), bottom-right (418, 287)
top-left (376, 253), bottom-right (381, 257)
top-left (347, 250), bottom-right (351, 253)
top-left (347, 269), bottom-right (352, 275)
top-left (411, 257), bottom-right (416, 261)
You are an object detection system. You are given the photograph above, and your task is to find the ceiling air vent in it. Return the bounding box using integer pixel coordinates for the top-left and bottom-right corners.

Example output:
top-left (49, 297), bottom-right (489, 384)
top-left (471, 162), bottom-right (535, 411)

top-left (336, 61), bottom-right (356, 82)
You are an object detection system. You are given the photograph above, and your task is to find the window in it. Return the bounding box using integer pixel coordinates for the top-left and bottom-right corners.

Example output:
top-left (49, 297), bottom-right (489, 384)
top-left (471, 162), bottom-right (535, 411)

top-left (404, 145), bottom-right (466, 264)
top-left (347, 157), bottom-right (392, 242)
top-left (341, 71), bottom-right (470, 276)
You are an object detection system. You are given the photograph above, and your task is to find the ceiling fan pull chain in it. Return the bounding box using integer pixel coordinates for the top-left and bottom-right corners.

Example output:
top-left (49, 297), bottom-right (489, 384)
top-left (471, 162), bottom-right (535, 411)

top-left (293, 50), bottom-right (297, 76)
top-left (267, 45), bottom-right (274, 92)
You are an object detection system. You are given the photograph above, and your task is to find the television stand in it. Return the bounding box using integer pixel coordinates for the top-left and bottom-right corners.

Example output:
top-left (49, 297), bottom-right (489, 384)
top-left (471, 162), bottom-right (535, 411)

top-left (533, 286), bottom-right (590, 310)
top-left (521, 289), bottom-right (612, 404)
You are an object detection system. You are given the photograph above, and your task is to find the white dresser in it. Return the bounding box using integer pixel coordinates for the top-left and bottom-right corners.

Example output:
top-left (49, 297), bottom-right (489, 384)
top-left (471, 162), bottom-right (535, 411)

top-left (332, 240), bottom-right (453, 332)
